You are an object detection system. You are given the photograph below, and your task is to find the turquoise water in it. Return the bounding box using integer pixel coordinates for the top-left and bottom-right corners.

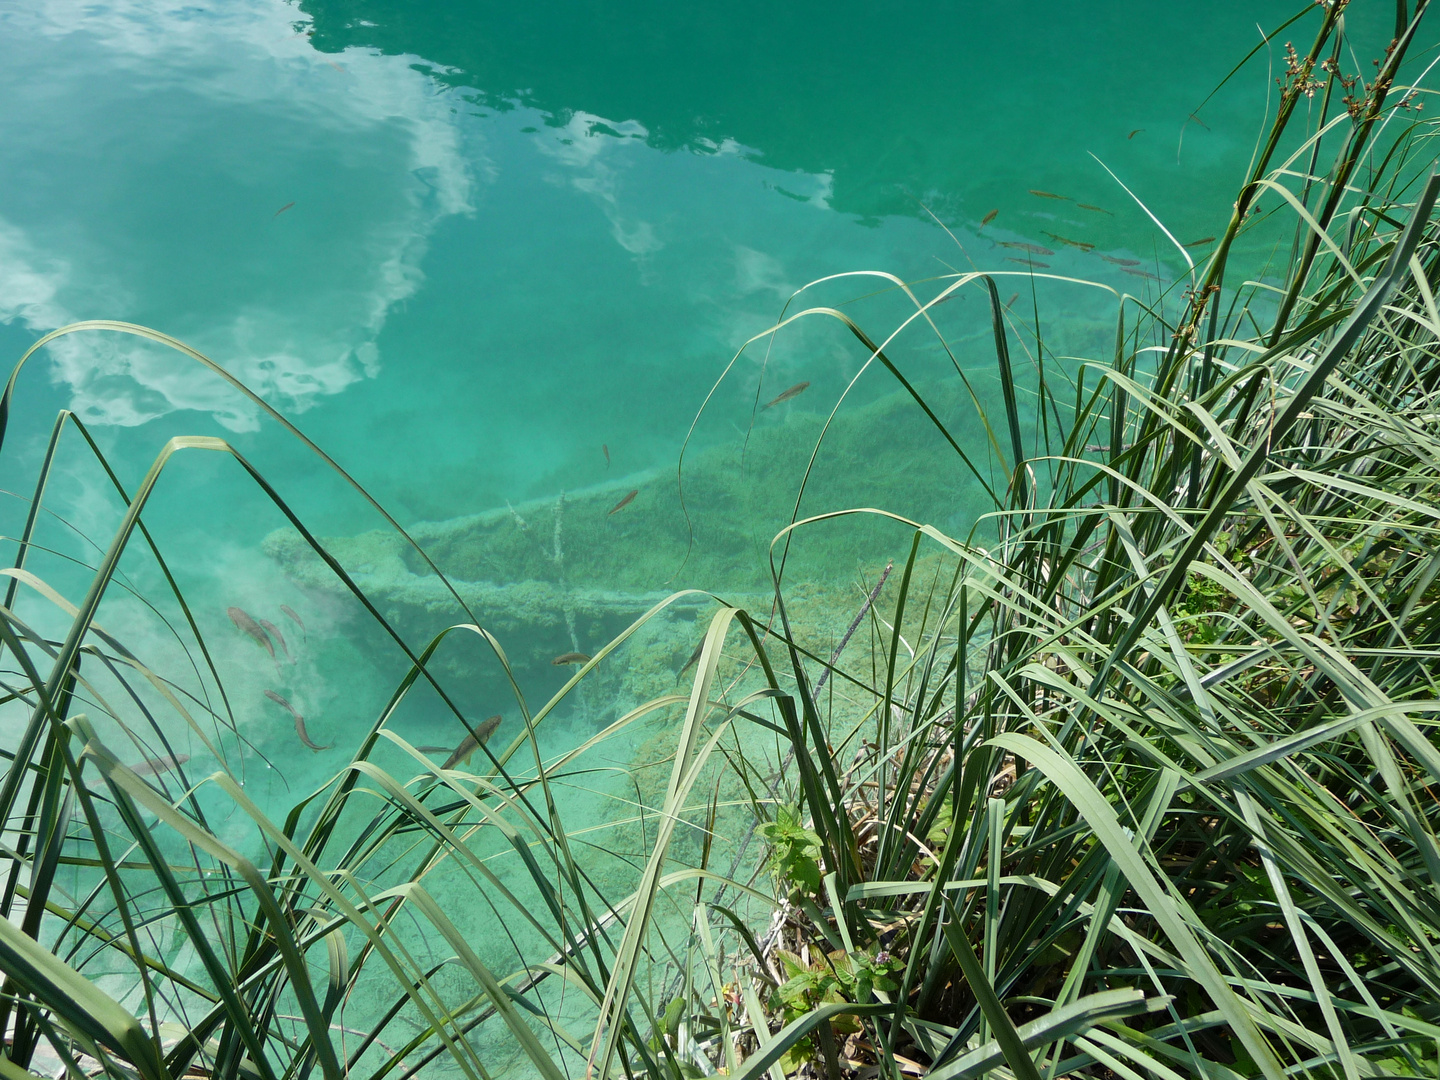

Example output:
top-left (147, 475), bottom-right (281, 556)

top-left (0, 0), bottom-right (1423, 1067)
top-left (6, 1), bottom-right (1396, 523)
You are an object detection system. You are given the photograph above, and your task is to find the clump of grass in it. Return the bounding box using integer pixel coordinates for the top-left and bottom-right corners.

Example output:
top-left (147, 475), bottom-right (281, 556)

top-left (670, 3), bottom-right (1440, 1077)
top-left (0, 3), bottom-right (1438, 1080)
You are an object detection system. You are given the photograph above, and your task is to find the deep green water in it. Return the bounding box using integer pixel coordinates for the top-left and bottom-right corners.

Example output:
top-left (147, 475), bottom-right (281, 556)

top-left (0, 1), bottom-right (1420, 1052)
top-left (0, 0), bottom-right (1405, 835)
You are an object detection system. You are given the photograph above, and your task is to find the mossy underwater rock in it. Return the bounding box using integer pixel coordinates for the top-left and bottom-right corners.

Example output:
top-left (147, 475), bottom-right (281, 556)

top-left (261, 377), bottom-right (1004, 695)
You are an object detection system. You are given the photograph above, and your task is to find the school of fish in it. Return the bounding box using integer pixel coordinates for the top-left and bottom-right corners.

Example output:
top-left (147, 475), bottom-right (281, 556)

top-left (981, 176), bottom-right (1205, 287)
top-left (217, 601), bottom-right (541, 776)
top-left (229, 165), bottom-right (1201, 780)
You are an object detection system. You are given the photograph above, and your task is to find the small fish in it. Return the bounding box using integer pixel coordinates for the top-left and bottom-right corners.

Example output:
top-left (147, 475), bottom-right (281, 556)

top-left (228, 607), bottom-right (277, 667)
top-left (434, 716), bottom-right (502, 770)
top-left (1044, 232), bottom-right (1095, 252)
top-left (131, 754), bottom-right (190, 777)
top-left (259, 618), bottom-right (292, 662)
top-left (327, 61), bottom-right (346, 73)
top-left (1005, 257), bottom-right (1050, 268)
top-left (1029, 189), bottom-right (1070, 200)
top-left (602, 444), bottom-right (610, 467)
top-left (997, 241), bottom-right (1055, 256)
top-left (1128, 129), bottom-right (1144, 139)
top-left (677, 639), bottom-right (705, 682)
top-left (1123, 267), bottom-right (1161, 281)
top-left (280, 604), bottom-right (307, 641)
top-left (1100, 255), bottom-right (1141, 267)
top-left (980, 209), bottom-right (998, 227)
top-left (264, 690), bottom-right (333, 752)
top-left (1077, 204), bottom-right (1112, 215)
top-left (1005, 292), bottom-right (1019, 307)
top-left (1183, 236), bottom-right (1216, 247)
top-left (552, 651), bottom-right (591, 666)
top-left (274, 202), bottom-right (295, 217)
top-left (608, 490), bottom-right (638, 516)
top-left (762, 381), bottom-right (811, 410)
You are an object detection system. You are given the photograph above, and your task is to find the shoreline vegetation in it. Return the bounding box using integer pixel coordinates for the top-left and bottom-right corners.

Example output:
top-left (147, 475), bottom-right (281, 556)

top-left (2, 3), bottom-right (1440, 1079)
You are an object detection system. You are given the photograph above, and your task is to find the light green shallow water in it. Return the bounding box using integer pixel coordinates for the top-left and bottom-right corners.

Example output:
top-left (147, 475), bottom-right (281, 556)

top-left (0, 0), bottom-right (1421, 1067)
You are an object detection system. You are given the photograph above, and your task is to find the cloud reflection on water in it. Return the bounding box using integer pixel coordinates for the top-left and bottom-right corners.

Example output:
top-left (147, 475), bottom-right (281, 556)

top-left (1, 0), bottom-right (475, 431)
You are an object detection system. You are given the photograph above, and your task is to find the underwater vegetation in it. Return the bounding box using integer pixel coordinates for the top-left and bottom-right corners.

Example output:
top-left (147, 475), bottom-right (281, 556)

top-left (0, 2), bottom-right (1439, 1079)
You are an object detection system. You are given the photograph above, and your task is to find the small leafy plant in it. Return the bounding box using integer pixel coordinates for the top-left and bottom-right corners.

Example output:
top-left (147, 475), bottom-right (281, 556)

top-left (768, 948), bottom-right (901, 1071)
top-left (758, 804), bottom-right (826, 899)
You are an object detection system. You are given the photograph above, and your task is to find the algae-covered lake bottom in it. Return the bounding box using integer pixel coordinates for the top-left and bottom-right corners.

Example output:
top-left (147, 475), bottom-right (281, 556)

top-left (256, 372), bottom-right (998, 800)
